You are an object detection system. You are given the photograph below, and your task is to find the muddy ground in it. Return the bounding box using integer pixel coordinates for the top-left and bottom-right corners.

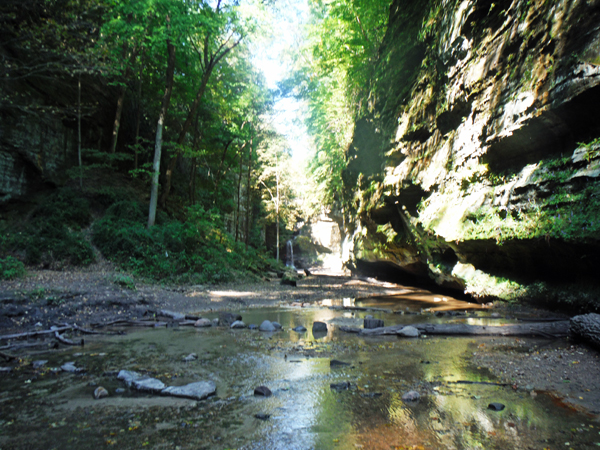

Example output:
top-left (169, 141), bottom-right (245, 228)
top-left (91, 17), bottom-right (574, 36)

top-left (2, 262), bottom-right (600, 416)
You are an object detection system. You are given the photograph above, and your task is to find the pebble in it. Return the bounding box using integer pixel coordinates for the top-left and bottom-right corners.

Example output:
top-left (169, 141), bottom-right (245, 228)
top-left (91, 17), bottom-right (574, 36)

top-left (182, 353), bottom-right (197, 362)
top-left (402, 390), bottom-right (420, 402)
top-left (93, 386), bottom-right (109, 399)
top-left (254, 386), bottom-right (272, 397)
top-left (61, 362), bottom-right (83, 373)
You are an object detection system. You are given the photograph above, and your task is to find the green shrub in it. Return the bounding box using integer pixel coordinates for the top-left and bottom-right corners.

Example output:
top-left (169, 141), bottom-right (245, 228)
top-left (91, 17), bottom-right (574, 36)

top-left (92, 204), bottom-right (273, 283)
top-left (0, 256), bottom-right (26, 280)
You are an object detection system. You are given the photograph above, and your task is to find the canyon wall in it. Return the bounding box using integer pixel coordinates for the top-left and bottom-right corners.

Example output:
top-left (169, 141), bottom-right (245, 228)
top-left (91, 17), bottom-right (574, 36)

top-left (344, 0), bottom-right (600, 302)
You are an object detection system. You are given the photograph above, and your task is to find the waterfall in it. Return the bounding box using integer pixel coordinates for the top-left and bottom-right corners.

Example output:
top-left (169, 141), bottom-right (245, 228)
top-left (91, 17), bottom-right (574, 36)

top-left (285, 240), bottom-right (295, 268)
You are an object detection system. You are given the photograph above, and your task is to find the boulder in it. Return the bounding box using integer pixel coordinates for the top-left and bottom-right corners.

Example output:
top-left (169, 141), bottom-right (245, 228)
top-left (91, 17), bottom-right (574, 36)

top-left (570, 313), bottom-right (600, 348)
top-left (162, 381), bottom-right (216, 400)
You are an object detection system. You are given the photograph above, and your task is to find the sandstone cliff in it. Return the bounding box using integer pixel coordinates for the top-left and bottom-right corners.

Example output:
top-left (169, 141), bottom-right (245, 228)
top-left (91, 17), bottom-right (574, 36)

top-left (344, 0), bottom-right (600, 303)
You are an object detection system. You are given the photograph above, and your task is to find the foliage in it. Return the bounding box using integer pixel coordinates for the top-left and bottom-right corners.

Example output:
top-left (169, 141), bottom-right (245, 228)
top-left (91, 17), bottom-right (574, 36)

top-left (0, 189), bottom-right (95, 267)
top-left (0, 256), bottom-right (26, 280)
top-left (92, 202), bottom-right (274, 282)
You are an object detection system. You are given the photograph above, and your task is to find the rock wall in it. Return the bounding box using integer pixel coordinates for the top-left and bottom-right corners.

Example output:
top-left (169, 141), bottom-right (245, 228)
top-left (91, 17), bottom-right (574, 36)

top-left (344, 0), bottom-right (600, 300)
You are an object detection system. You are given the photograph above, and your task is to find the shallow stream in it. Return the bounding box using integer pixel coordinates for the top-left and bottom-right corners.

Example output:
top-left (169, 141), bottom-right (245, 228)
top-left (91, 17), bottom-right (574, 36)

top-left (1, 294), bottom-right (599, 449)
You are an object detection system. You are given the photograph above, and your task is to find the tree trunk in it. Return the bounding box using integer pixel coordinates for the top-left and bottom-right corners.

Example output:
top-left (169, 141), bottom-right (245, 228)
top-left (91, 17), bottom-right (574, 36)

top-left (148, 37), bottom-right (176, 229)
top-left (77, 74), bottom-right (82, 189)
top-left (570, 313), bottom-right (600, 348)
top-left (110, 86), bottom-right (126, 154)
top-left (357, 321), bottom-right (570, 337)
top-left (134, 52), bottom-right (144, 171)
top-left (235, 145), bottom-right (244, 242)
top-left (245, 135), bottom-right (253, 248)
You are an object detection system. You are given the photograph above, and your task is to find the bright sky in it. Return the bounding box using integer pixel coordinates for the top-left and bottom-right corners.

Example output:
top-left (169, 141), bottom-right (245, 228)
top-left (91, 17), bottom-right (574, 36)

top-left (252, 0), bottom-right (311, 163)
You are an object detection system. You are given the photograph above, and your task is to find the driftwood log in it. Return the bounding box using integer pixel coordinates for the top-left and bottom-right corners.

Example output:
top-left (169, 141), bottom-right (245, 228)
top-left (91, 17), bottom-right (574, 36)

top-left (570, 313), bottom-right (600, 348)
top-left (357, 321), bottom-right (570, 337)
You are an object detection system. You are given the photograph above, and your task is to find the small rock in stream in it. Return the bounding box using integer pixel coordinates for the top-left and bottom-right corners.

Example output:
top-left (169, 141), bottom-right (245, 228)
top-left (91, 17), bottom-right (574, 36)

top-left (397, 326), bottom-right (420, 337)
top-left (254, 413), bottom-right (271, 421)
top-left (32, 360), bottom-right (48, 369)
top-left (254, 386), bottom-right (272, 397)
top-left (402, 390), bottom-right (420, 402)
top-left (93, 386), bottom-right (109, 399)
top-left (488, 402), bottom-right (505, 411)
top-left (330, 359), bottom-right (350, 367)
top-left (292, 326), bottom-right (307, 332)
top-left (248, 324), bottom-right (259, 330)
top-left (330, 381), bottom-right (351, 391)
top-left (361, 392), bottom-right (382, 398)
top-left (272, 321), bottom-right (282, 330)
top-left (182, 353), bottom-right (197, 362)
top-left (259, 320), bottom-right (276, 332)
top-left (61, 362), bottom-right (83, 373)
top-left (312, 321), bottom-right (328, 333)
top-left (194, 318), bottom-right (212, 328)
top-left (117, 369), bottom-right (165, 393)
top-left (230, 320), bottom-right (246, 329)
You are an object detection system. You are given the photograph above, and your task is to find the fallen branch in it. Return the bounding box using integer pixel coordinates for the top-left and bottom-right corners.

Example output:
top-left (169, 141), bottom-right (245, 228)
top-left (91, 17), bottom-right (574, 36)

top-left (0, 351), bottom-right (16, 361)
top-left (0, 326), bottom-right (73, 341)
top-left (53, 328), bottom-right (84, 346)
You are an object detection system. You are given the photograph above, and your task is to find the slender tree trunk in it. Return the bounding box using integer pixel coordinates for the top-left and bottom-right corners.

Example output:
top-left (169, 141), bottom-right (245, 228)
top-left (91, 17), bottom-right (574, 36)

top-left (78, 74), bottom-right (82, 189)
top-left (110, 86), bottom-right (126, 154)
top-left (148, 37), bottom-right (176, 229)
top-left (245, 135), bottom-right (253, 248)
top-left (276, 154), bottom-right (279, 261)
top-left (235, 146), bottom-right (244, 242)
top-left (134, 53), bottom-right (144, 171)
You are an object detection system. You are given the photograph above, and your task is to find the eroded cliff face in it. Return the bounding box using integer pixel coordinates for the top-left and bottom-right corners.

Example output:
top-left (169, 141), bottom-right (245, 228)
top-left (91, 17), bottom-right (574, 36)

top-left (344, 0), bottom-right (600, 301)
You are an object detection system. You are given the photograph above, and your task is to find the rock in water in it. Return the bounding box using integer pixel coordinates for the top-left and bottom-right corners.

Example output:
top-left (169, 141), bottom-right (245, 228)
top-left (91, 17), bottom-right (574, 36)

top-left (32, 360), bottom-right (48, 369)
top-left (312, 321), bottom-right (327, 333)
top-left (293, 326), bottom-right (307, 332)
top-left (397, 326), bottom-right (420, 337)
top-left (61, 362), bottom-right (83, 373)
top-left (259, 320), bottom-right (276, 332)
top-left (254, 386), bottom-right (272, 397)
top-left (162, 381), bottom-right (216, 400)
top-left (117, 369), bottom-right (165, 393)
top-left (248, 324), bottom-right (259, 330)
top-left (402, 390), bottom-right (420, 402)
top-left (182, 353), bottom-right (197, 362)
top-left (272, 321), bottom-right (282, 330)
top-left (194, 318), bottom-right (212, 328)
top-left (219, 312), bottom-right (242, 327)
top-left (364, 318), bottom-right (384, 329)
top-left (93, 386), bottom-right (109, 399)
top-left (230, 320), bottom-right (246, 329)
top-left (330, 381), bottom-right (351, 391)
top-left (255, 413), bottom-right (271, 420)
top-left (488, 402), bottom-right (505, 411)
